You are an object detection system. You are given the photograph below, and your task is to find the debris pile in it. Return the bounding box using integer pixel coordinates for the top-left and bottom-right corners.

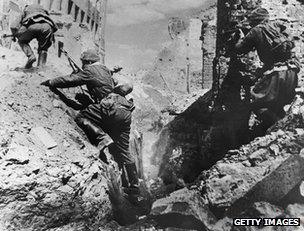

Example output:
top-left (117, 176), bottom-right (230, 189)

top-left (0, 48), bottom-right (112, 231)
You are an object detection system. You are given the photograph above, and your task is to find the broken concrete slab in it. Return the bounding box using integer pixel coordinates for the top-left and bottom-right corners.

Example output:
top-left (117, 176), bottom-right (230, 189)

top-left (30, 126), bottom-right (57, 149)
top-left (151, 188), bottom-right (217, 230)
top-left (200, 131), bottom-right (304, 218)
top-left (5, 144), bottom-right (30, 164)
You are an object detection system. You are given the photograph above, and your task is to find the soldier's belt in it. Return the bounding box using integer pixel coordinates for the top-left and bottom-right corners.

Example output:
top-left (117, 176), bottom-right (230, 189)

top-left (263, 63), bottom-right (297, 75)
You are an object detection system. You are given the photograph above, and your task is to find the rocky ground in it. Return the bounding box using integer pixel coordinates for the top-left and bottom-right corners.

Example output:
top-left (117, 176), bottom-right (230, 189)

top-left (0, 44), bottom-right (204, 230)
top-left (0, 47), bottom-right (116, 231)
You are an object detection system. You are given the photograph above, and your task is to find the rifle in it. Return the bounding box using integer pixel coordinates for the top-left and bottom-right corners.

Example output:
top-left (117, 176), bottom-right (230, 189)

top-left (0, 33), bottom-right (14, 38)
top-left (58, 44), bottom-right (83, 73)
top-left (221, 24), bottom-right (251, 35)
top-left (210, 22), bottom-right (251, 112)
top-left (58, 41), bottom-right (85, 94)
top-left (111, 66), bottom-right (123, 75)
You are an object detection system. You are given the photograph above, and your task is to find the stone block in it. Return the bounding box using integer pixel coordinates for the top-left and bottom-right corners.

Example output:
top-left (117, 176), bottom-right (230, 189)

top-left (5, 144), bottom-right (30, 164)
top-left (151, 188), bottom-right (217, 230)
top-left (201, 132), bottom-right (304, 218)
top-left (30, 126), bottom-right (57, 149)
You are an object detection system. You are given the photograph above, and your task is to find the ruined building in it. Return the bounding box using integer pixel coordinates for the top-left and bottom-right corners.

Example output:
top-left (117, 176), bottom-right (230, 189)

top-left (151, 0), bottom-right (304, 198)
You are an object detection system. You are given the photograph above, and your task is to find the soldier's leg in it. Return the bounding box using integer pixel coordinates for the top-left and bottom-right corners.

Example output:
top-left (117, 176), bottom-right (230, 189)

top-left (16, 26), bottom-right (36, 68)
top-left (109, 109), bottom-right (139, 193)
top-left (33, 23), bottom-right (54, 66)
top-left (75, 104), bottom-right (113, 150)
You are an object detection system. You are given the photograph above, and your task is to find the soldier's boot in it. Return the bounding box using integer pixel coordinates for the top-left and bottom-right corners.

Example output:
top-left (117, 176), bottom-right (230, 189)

top-left (19, 43), bottom-right (36, 69)
top-left (124, 163), bottom-right (146, 207)
top-left (38, 51), bottom-right (48, 67)
top-left (124, 163), bottom-right (140, 195)
top-left (75, 117), bottom-right (113, 150)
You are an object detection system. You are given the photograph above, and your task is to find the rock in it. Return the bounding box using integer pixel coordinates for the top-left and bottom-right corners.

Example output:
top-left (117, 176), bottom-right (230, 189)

top-left (286, 204), bottom-right (304, 218)
top-left (63, 140), bottom-right (70, 147)
top-left (52, 99), bottom-right (62, 108)
top-left (151, 188), bottom-right (217, 230)
top-left (5, 144), bottom-right (30, 164)
top-left (295, 129), bottom-right (304, 136)
top-left (7, 101), bottom-right (14, 107)
top-left (30, 126), bottom-right (58, 149)
top-left (26, 159), bottom-right (44, 175)
top-left (242, 202), bottom-right (284, 218)
top-left (200, 132), bottom-right (304, 218)
top-left (212, 217), bottom-right (233, 231)
top-left (300, 181), bottom-right (304, 197)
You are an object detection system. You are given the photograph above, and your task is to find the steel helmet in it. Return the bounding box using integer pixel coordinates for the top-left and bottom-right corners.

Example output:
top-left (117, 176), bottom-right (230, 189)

top-left (80, 49), bottom-right (100, 62)
top-left (248, 8), bottom-right (269, 23)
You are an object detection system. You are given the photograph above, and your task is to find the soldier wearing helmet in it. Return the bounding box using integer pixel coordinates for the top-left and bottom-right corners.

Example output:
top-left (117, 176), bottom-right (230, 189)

top-left (235, 8), bottom-right (300, 135)
top-left (41, 49), bottom-right (140, 200)
top-left (41, 49), bottom-right (114, 102)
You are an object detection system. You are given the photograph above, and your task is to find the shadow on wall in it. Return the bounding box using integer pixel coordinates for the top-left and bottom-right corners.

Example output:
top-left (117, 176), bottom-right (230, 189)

top-left (151, 90), bottom-right (251, 185)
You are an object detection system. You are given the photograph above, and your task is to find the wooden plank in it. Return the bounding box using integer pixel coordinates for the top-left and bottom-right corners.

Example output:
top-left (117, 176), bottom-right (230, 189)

top-left (31, 126), bottom-right (57, 149)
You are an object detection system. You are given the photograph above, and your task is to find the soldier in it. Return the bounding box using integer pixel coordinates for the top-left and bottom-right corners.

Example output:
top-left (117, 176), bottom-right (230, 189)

top-left (10, 4), bottom-right (57, 68)
top-left (235, 8), bottom-right (300, 134)
top-left (40, 49), bottom-right (140, 197)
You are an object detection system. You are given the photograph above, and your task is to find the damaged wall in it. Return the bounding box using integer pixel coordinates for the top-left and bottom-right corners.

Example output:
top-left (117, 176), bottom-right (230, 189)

top-left (142, 15), bottom-right (206, 94)
top-left (151, 0), bottom-right (304, 187)
top-left (199, 4), bottom-right (217, 89)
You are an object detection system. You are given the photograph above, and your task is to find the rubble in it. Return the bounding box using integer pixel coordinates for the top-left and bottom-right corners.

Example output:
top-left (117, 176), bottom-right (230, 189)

top-left (0, 47), bottom-right (112, 230)
top-left (199, 128), bottom-right (304, 217)
top-left (150, 188), bottom-right (217, 230)
top-left (286, 203), bottom-right (304, 219)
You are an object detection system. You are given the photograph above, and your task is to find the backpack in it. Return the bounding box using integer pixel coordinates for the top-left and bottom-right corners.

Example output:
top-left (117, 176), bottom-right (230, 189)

top-left (261, 22), bottom-right (294, 62)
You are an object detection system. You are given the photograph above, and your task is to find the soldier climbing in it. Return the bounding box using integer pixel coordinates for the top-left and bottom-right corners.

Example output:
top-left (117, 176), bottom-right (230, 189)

top-left (10, 4), bottom-right (57, 69)
top-left (234, 8), bottom-right (300, 135)
top-left (40, 49), bottom-right (142, 204)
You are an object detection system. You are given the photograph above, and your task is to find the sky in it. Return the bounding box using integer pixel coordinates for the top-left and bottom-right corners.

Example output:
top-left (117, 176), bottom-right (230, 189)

top-left (105, 0), bottom-right (212, 72)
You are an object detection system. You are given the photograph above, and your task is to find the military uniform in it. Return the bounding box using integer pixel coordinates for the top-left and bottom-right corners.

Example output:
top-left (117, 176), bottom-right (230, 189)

top-left (235, 8), bottom-right (299, 127)
top-left (42, 50), bottom-right (139, 191)
top-left (11, 4), bottom-right (57, 68)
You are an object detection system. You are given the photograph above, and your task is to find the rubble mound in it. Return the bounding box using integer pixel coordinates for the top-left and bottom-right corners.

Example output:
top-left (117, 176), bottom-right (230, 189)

top-left (0, 47), bottom-right (113, 231)
top-left (199, 94), bottom-right (304, 218)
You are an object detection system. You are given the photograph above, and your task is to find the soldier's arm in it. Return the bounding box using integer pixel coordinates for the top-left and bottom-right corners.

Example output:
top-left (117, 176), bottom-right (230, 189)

top-left (235, 28), bottom-right (257, 54)
top-left (48, 70), bottom-right (91, 88)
